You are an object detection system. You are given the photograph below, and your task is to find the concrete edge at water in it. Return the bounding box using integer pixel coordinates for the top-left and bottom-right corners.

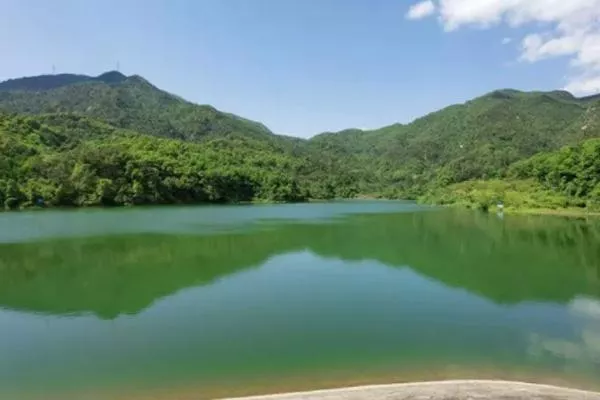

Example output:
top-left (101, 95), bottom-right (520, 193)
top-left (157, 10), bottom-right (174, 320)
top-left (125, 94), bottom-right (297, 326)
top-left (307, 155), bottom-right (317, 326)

top-left (222, 380), bottom-right (600, 399)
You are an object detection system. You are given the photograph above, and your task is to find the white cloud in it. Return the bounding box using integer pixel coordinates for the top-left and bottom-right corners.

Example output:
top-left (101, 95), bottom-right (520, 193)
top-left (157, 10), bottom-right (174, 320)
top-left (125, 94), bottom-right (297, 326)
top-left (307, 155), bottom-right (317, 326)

top-left (527, 297), bottom-right (600, 370)
top-left (570, 296), bottom-right (600, 320)
top-left (406, 0), bottom-right (600, 95)
top-left (565, 74), bottom-right (600, 95)
top-left (406, 1), bottom-right (436, 20)
top-left (501, 37), bottom-right (512, 45)
top-left (521, 32), bottom-right (584, 62)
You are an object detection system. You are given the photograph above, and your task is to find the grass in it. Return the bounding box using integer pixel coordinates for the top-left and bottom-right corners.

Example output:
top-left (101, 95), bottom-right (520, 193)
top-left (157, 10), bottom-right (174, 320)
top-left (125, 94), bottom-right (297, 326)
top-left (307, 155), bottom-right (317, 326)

top-left (420, 179), bottom-right (600, 219)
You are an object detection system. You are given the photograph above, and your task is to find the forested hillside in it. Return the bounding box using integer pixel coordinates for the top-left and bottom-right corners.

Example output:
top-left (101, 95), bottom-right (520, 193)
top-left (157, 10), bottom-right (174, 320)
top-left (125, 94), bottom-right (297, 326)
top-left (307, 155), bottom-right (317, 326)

top-left (420, 137), bottom-right (600, 211)
top-left (309, 90), bottom-right (600, 198)
top-left (0, 113), bottom-right (311, 208)
top-left (1, 71), bottom-right (599, 211)
top-left (0, 71), bottom-right (281, 143)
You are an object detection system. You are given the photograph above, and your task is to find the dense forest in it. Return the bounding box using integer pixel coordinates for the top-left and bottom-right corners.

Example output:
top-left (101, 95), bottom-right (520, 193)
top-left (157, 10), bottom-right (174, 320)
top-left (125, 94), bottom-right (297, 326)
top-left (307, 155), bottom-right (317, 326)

top-left (0, 113), bottom-right (314, 208)
top-left (1, 71), bottom-right (599, 210)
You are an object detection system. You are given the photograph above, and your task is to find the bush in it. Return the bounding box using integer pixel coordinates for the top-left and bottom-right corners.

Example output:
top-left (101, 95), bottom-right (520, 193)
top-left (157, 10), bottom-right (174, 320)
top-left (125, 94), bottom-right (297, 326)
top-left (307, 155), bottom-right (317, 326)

top-left (4, 197), bottom-right (19, 210)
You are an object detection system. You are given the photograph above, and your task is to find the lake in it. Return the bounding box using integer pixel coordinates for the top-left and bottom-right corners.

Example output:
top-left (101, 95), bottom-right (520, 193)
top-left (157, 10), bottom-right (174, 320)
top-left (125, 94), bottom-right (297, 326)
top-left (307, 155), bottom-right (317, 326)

top-left (1, 201), bottom-right (599, 400)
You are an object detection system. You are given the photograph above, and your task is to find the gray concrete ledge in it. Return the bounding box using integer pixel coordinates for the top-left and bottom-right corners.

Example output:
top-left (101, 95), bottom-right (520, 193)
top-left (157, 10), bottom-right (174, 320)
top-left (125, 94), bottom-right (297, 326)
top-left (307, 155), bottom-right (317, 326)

top-left (224, 380), bottom-right (600, 400)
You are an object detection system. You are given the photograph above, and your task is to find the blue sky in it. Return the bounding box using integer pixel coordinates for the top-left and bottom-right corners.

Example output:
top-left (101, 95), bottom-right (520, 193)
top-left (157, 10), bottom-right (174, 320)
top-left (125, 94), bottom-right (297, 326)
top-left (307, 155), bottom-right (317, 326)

top-left (1, 0), bottom-right (594, 138)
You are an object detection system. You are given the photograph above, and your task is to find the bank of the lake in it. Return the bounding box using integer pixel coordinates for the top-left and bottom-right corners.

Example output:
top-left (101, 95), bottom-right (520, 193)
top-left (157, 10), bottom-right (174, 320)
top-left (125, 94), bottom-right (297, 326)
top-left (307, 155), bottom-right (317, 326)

top-left (504, 207), bottom-right (600, 218)
top-left (3, 195), bottom-right (382, 212)
top-left (20, 367), bottom-right (600, 400)
top-left (224, 381), bottom-right (600, 400)
top-left (418, 178), bottom-right (600, 218)
top-left (423, 203), bottom-right (600, 218)
top-left (1, 202), bottom-right (599, 399)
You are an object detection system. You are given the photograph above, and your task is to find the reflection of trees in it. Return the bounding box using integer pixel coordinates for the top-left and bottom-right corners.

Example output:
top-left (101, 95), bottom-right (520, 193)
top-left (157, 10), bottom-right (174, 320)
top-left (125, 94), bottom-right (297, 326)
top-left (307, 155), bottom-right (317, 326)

top-left (0, 210), bottom-right (599, 318)
top-left (529, 296), bottom-right (600, 373)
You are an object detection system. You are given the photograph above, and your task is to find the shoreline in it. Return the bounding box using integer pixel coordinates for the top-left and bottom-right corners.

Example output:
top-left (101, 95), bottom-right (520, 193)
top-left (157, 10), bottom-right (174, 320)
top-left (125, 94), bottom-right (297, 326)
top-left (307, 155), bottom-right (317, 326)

top-left (13, 375), bottom-right (600, 400)
top-left (425, 203), bottom-right (600, 219)
top-left (224, 380), bottom-right (600, 400)
top-left (504, 207), bottom-right (600, 218)
top-left (0, 197), bottom-right (388, 213)
top-left (115, 366), bottom-right (600, 400)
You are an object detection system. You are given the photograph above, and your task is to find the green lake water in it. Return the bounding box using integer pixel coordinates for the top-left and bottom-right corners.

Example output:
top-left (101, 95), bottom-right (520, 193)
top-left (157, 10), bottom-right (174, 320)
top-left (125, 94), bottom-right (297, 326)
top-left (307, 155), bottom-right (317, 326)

top-left (1, 201), bottom-right (599, 399)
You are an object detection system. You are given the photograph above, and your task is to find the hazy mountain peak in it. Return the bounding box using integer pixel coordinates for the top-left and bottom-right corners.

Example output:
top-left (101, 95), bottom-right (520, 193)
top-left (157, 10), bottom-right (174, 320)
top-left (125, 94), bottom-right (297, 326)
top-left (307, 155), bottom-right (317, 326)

top-left (548, 90), bottom-right (575, 100)
top-left (0, 70), bottom-right (131, 92)
top-left (0, 73), bottom-right (91, 92)
top-left (0, 70), bottom-right (277, 142)
top-left (484, 89), bottom-right (524, 100)
top-left (95, 71), bottom-right (128, 84)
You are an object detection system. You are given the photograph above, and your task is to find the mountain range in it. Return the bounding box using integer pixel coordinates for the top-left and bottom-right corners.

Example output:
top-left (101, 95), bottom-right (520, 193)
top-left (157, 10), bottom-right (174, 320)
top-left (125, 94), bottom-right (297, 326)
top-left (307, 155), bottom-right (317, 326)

top-left (0, 71), bottom-right (599, 210)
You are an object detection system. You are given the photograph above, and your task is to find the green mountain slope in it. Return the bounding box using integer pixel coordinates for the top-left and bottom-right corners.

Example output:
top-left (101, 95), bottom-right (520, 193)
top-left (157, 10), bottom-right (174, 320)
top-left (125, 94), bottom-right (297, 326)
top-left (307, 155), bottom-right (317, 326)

top-left (420, 136), bottom-right (600, 211)
top-left (0, 113), bottom-right (310, 208)
top-left (1, 71), bottom-right (599, 210)
top-left (0, 72), bottom-right (111, 92)
top-left (309, 89), bottom-right (600, 198)
top-left (0, 71), bottom-right (277, 143)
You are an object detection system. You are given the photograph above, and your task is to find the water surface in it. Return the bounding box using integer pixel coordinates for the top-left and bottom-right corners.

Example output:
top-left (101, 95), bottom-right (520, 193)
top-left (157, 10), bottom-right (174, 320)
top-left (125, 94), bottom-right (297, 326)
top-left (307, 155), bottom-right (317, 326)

top-left (0, 202), bottom-right (599, 399)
